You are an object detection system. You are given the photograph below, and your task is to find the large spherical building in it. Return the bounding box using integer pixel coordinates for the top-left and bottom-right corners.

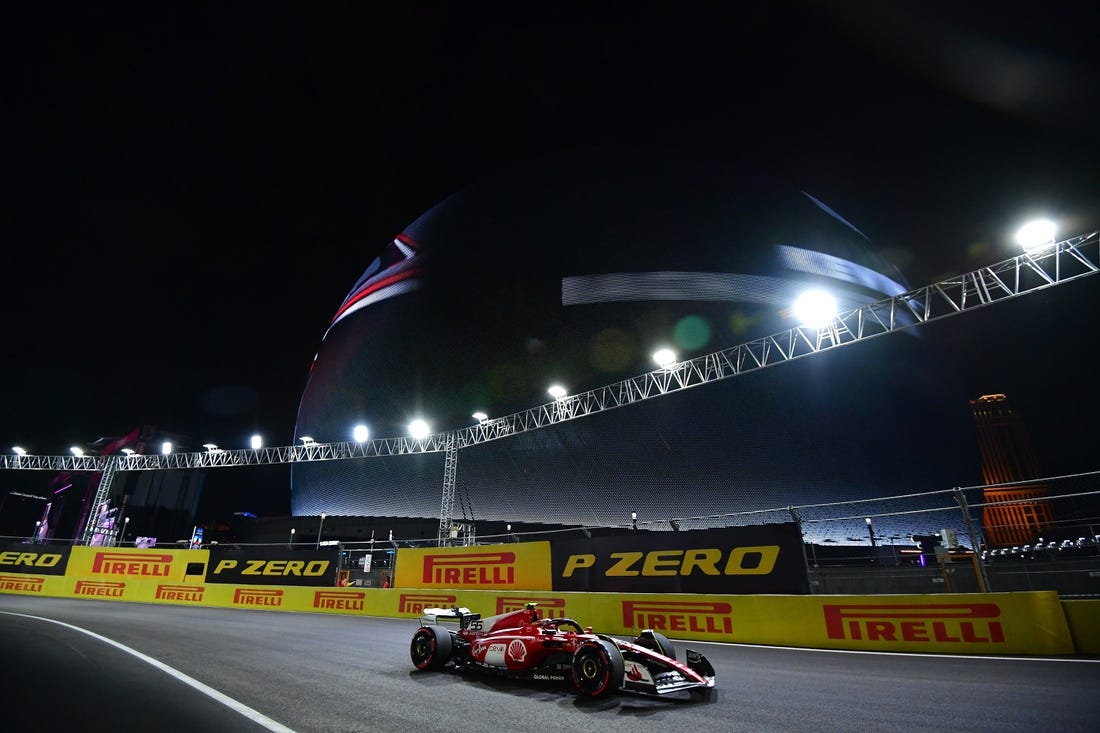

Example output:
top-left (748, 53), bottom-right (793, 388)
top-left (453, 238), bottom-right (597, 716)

top-left (291, 147), bottom-right (980, 540)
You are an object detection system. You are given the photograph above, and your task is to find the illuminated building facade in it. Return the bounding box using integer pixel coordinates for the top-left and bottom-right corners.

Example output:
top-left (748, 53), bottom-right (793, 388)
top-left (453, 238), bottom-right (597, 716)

top-left (969, 393), bottom-right (1053, 547)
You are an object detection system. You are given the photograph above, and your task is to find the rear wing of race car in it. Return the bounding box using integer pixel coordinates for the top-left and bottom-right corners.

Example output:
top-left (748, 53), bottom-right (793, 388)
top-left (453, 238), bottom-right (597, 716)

top-left (418, 606), bottom-right (480, 630)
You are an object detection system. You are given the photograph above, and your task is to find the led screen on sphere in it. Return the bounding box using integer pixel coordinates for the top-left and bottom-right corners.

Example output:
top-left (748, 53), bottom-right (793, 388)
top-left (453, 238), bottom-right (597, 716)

top-left (292, 147), bottom-right (978, 540)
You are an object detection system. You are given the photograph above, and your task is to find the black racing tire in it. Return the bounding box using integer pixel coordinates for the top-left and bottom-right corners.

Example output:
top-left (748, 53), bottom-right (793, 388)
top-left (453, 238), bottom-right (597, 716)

top-left (410, 626), bottom-right (453, 670)
top-left (635, 630), bottom-right (676, 661)
top-left (571, 639), bottom-right (625, 698)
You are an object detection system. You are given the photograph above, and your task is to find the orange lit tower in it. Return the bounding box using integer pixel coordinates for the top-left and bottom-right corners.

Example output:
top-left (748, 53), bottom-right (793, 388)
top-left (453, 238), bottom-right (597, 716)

top-left (969, 394), bottom-right (1053, 547)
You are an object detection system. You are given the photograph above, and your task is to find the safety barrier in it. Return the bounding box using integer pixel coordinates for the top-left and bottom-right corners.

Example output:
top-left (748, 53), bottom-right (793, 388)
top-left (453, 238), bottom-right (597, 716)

top-left (1, 542), bottom-right (1096, 654)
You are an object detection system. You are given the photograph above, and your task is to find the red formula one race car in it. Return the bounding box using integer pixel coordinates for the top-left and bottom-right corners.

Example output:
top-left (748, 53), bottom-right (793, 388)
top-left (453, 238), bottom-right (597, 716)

top-left (410, 603), bottom-right (716, 699)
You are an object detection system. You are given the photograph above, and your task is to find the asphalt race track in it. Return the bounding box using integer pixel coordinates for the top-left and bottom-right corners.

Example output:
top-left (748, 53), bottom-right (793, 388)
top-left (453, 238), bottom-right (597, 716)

top-left (1, 596), bottom-right (1097, 733)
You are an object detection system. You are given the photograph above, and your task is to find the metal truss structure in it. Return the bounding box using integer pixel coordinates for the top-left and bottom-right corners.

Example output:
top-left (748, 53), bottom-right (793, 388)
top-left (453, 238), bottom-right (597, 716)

top-left (3, 230), bottom-right (1098, 546)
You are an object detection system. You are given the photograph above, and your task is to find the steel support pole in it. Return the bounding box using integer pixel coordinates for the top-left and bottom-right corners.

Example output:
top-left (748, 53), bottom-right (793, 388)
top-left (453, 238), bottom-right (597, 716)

top-left (954, 487), bottom-right (992, 592)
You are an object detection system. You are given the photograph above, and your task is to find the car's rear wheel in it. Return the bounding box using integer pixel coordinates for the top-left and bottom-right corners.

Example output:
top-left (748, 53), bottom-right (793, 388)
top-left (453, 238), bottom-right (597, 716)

top-left (571, 639), bottom-right (624, 697)
top-left (410, 626), bottom-right (453, 670)
top-left (634, 629), bottom-right (676, 660)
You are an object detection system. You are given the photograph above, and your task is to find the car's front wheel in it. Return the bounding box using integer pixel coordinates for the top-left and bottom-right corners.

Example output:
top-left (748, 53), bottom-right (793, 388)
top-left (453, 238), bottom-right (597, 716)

top-left (410, 626), bottom-right (453, 670)
top-left (571, 639), bottom-right (624, 697)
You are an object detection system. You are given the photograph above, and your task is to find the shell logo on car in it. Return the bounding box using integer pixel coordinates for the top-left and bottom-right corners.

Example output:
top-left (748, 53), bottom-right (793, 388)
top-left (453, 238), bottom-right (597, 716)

top-left (507, 639), bottom-right (528, 663)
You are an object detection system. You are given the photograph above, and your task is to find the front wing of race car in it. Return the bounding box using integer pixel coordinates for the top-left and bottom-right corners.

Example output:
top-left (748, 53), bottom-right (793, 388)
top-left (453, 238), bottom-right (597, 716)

top-left (614, 639), bottom-right (717, 697)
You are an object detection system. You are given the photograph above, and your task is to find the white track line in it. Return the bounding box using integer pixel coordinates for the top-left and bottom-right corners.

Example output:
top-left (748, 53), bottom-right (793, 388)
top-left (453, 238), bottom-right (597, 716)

top-left (0, 611), bottom-right (299, 732)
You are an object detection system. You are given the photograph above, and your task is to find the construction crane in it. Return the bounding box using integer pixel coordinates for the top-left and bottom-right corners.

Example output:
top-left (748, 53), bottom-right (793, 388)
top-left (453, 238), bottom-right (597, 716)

top-left (3, 230), bottom-right (1098, 546)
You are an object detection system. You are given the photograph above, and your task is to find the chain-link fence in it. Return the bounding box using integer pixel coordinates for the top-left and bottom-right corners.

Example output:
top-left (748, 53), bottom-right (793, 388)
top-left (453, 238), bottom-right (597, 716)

top-left (484, 469), bottom-right (1096, 554)
top-left (6, 470), bottom-right (1095, 595)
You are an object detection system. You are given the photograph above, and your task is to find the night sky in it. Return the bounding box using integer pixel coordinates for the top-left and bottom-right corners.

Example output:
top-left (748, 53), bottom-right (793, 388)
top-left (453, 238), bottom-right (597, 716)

top-left (5, 3), bottom-right (1099, 524)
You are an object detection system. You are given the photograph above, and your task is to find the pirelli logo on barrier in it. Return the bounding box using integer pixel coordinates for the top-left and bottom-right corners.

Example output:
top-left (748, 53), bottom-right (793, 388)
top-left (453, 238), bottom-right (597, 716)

top-left (75, 580), bottom-right (125, 598)
top-left (155, 584), bottom-right (205, 603)
top-left (822, 603), bottom-right (1005, 644)
top-left (0, 574), bottom-right (45, 592)
top-left (314, 590), bottom-right (366, 611)
top-left (0, 548), bottom-right (68, 576)
top-left (400, 593), bottom-right (457, 614)
top-left (233, 588), bottom-right (284, 607)
top-left (497, 596), bottom-right (566, 615)
top-left (422, 552), bottom-right (516, 585)
top-left (396, 543), bottom-right (551, 590)
top-left (622, 600), bottom-right (734, 635)
top-left (91, 552), bottom-right (173, 577)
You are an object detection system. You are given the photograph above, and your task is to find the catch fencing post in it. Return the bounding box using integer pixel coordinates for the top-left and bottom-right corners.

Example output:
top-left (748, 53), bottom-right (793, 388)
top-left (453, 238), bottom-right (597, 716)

top-left (954, 487), bottom-right (992, 592)
top-left (789, 506), bottom-right (814, 593)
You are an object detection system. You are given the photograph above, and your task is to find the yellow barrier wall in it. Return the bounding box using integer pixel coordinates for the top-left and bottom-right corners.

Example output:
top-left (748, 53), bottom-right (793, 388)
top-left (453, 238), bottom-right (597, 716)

top-left (2, 545), bottom-right (1093, 656)
top-left (1, 574), bottom-right (1080, 656)
top-left (1060, 599), bottom-right (1100, 654)
top-left (375, 589), bottom-right (1074, 655)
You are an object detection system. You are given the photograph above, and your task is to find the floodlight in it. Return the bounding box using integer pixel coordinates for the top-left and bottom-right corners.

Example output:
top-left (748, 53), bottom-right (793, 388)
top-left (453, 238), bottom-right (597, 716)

top-left (792, 289), bottom-right (837, 328)
top-left (652, 348), bottom-right (677, 368)
top-left (1015, 218), bottom-right (1056, 251)
top-left (408, 419), bottom-right (430, 440)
